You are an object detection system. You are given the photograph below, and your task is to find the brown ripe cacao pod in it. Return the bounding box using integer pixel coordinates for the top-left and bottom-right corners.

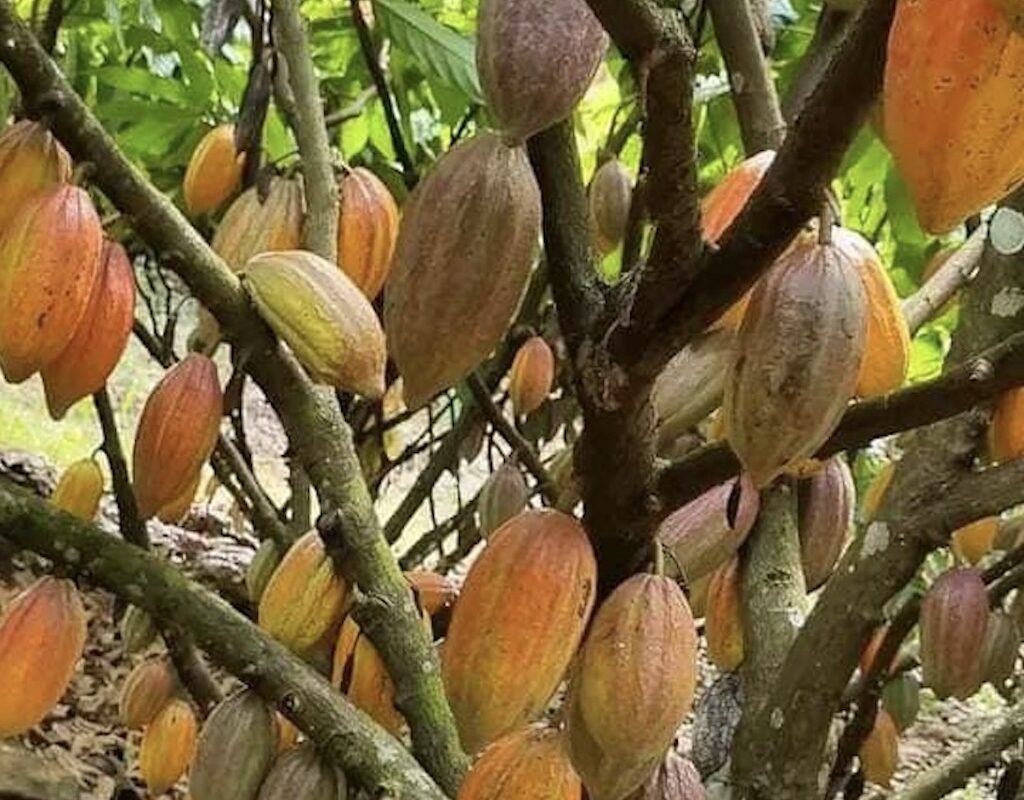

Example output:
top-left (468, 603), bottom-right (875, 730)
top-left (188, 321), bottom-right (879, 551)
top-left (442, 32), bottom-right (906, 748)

top-left (0, 184), bottom-right (103, 383)
top-left (797, 456), bottom-right (855, 591)
top-left (244, 250), bottom-right (386, 398)
top-left (477, 0), bottom-right (607, 143)
top-left (257, 742), bottom-right (347, 800)
top-left (980, 609), bottom-right (1020, 688)
top-left (120, 604), bottom-right (158, 654)
top-left (883, 0), bottom-right (1024, 233)
top-left (258, 530), bottom-right (348, 653)
top-left (705, 556), bottom-right (743, 672)
top-left (509, 336), bottom-right (555, 417)
top-left (657, 474), bottom-right (759, 584)
top-left (183, 124), bottom-right (244, 215)
top-left (457, 724), bottom-right (582, 800)
top-left (133, 354), bottom-right (222, 519)
top-left (566, 575), bottom-right (698, 800)
top-left (119, 658), bottom-right (178, 730)
top-left (861, 462), bottom-right (895, 523)
top-left (724, 228), bottom-right (868, 487)
top-left (190, 689), bottom-right (278, 800)
top-left (338, 167), bottom-right (399, 299)
top-left (627, 751), bottom-right (707, 800)
top-left (405, 569), bottom-right (459, 616)
top-left (920, 567), bottom-right (989, 700)
top-left (139, 699), bottom-right (197, 795)
top-left (385, 132), bottom-right (541, 408)
top-left (854, 246), bottom-right (910, 398)
top-left (859, 709), bottom-right (899, 788)
top-left (213, 177), bottom-right (304, 270)
top-left (951, 516), bottom-right (999, 565)
top-left (442, 509), bottom-right (597, 754)
top-left (41, 240), bottom-right (136, 419)
top-left (247, 539), bottom-right (282, 604)
top-left (0, 120), bottom-right (71, 233)
top-left (989, 387), bottom-right (1024, 463)
top-left (478, 462), bottom-right (530, 539)
top-left (0, 577), bottom-right (87, 736)
top-left (51, 458), bottom-right (104, 521)
top-left (589, 158), bottom-right (633, 254)
top-left (156, 470), bottom-right (200, 525)
top-left (881, 673), bottom-right (920, 733)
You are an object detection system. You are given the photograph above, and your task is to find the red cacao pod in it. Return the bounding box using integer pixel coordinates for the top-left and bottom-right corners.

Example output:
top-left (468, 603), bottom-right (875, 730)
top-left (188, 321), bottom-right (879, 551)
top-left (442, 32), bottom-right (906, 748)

top-left (0, 184), bottom-right (103, 383)
top-left (0, 120), bottom-right (71, 233)
top-left (509, 336), bottom-right (555, 417)
top-left (442, 509), bottom-right (597, 754)
top-left (479, 462), bottom-right (530, 539)
top-left (132, 354), bottom-right (222, 519)
top-left (859, 709), bottom-right (898, 788)
top-left (627, 751), bottom-right (707, 800)
top-left (385, 132), bottom-right (540, 408)
top-left (338, 167), bottom-right (399, 299)
top-left (405, 569), bottom-right (459, 616)
top-left (705, 556), bottom-right (744, 672)
top-left (183, 124), bottom-right (244, 215)
top-left (457, 724), bottom-right (582, 800)
top-left (41, 240), bottom-right (136, 418)
top-left (951, 517), bottom-right (999, 565)
top-left (589, 158), bottom-right (633, 254)
top-left (566, 575), bottom-right (698, 800)
top-left (51, 458), bottom-right (104, 521)
top-left (797, 455), bottom-right (855, 591)
top-left (213, 176), bottom-right (305, 270)
top-left (881, 674), bottom-right (920, 733)
top-left (139, 699), bottom-right (197, 795)
top-left (980, 609), bottom-right (1020, 688)
top-left (920, 567), bottom-right (989, 700)
top-left (119, 658), bottom-right (178, 730)
top-left (854, 246), bottom-right (910, 399)
top-left (989, 387), bottom-right (1024, 463)
top-left (0, 577), bottom-right (87, 736)
top-left (257, 742), bottom-right (346, 800)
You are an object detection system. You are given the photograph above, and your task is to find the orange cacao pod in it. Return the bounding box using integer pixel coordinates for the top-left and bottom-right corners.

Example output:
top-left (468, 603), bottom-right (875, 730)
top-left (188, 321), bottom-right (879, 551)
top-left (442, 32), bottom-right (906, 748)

top-left (627, 751), bottom-right (707, 800)
top-left (133, 354), bottom-right (222, 519)
top-left (338, 167), bottom-right (399, 299)
top-left (566, 575), bottom-right (698, 800)
top-left (705, 556), bottom-right (743, 672)
top-left (989, 387), bottom-right (1024, 463)
top-left (442, 509), bottom-right (596, 754)
top-left (385, 132), bottom-right (541, 408)
top-left (854, 246), bottom-right (910, 398)
top-left (477, 0), bottom-right (607, 143)
top-left (258, 530), bottom-right (348, 653)
top-left (509, 336), bottom-right (555, 417)
top-left (213, 177), bottom-right (304, 270)
top-left (859, 709), bottom-right (898, 788)
top-left (883, 0), bottom-right (1024, 232)
top-left (405, 569), bottom-right (459, 616)
top-left (589, 158), bottom-right (633, 254)
top-left (724, 228), bottom-right (868, 487)
top-left (0, 120), bottom-right (71, 233)
top-left (457, 724), bottom-right (582, 800)
top-left (980, 609), bottom-right (1020, 687)
top-left (0, 577), bottom-right (87, 736)
top-left (41, 240), bottom-right (136, 418)
top-left (257, 742), bottom-right (346, 800)
top-left (183, 124), bottom-right (244, 215)
top-left (0, 184), bottom-right (103, 383)
top-left (478, 461), bottom-right (530, 539)
top-left (920, 567), bottom-right (989, 700)
top-left (119, 658), bottom-right (178, 730)
top-left (156, 470), bottom-right (200, 525)
top-left (51, 458), bottom-right (103, 521)
top-left (139, 699), bottom-right (197, 795)
top-left (951, 516), bottom-right (999, 565)
top-left (797, 456), bottom-right (855, 591)
top-left (862, 461), bottom-right (895, 523)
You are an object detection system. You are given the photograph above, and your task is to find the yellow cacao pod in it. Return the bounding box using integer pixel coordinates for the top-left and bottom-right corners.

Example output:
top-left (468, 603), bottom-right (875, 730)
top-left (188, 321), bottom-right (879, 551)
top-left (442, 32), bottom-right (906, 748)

top-left (51, 458), bottom-right (104, 521)
top-left (213, 176), bottom-right (305, 270)
top-left (989, 386), bottom-right (1024, 463)
top-left (589, 158), bottom-right (633, 254)
top-left (705, 556), bottom-right (744, 672)
top-left (456, 724), bottom-right (583, 800)
top-left (862, 462), bottom-right (895, 523)
top-left (183, 124), bottom-right (244, 215)
top-left (119, 658), bottom-right (179, 730)
top-left (0, 120), bottom-right (71, 233)
top-left (139, 699), bottom-right (197, 795)
top-left (338, 167), bottom-right (399, 299)
top-left (854, 246), bottom-right (910, 398)
top-left (508, 336), bottom-right (555, 417)
top-left (859, 709), bottom-right (899, 788)
top-left (951, 516), bottom-right (999, 565)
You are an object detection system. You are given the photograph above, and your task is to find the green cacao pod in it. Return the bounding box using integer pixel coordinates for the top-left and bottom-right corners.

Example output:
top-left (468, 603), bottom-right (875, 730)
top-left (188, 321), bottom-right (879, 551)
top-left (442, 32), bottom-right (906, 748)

top-left (119, 658), bottom-right (179, 730)
top-left (881, 673), bottom-right (920, 733)
top-left (246, 539), bottom-right (282, 604)
top-left (213, 176), bottom-right (305, 270)
top-left (0, 120), bottom-right (71, 233)
top-left (120, 604), bottom-right (158, 654)
top-left (478, 461), bottom-right (530, 539)
top-left (797, 455), bottom-right (855, 591)
top-left (627, 751), bottom-right (707, 800)
top-left (980, 609), bottom-right (1020, 689)
top-left (589, 158), bottom-right (633, 254)
top-left (257, 742), bottom-right (347, 800)
top-left (920, 567), bottom-right (989, 700)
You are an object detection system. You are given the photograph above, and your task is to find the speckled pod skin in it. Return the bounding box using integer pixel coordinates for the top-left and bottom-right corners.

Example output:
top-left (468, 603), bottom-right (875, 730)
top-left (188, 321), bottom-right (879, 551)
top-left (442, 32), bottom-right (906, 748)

top-left (213, 177), bottom-right (305, 270)
top-left (457, 725), bottom-right (582, 800)
top-left (626, 752), bottom-right (707, 800)
top-left (920, 568), bottom-right (989, 700)
top-left (797, 455), bottom-right (855, 591)
top-left (0, 120), bottom-right (71, 233)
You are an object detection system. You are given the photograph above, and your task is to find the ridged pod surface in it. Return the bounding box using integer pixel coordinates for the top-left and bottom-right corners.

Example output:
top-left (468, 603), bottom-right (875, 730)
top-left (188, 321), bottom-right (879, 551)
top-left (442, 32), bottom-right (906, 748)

top-left (405, 569), bottom-right (459, 616)
top-left (627, 751), bottom-right (707, 800)
top-left (457, 725), bottom-right (582, 800)
top-left (477, 0), bottom-right (607, 143)
top-left (120, 605), bottom-right (157, 654)
top-left (883, 0), bottom-right (1024, 232)
top-left (658, 474), bottom-right (759, 584)
top-left (862, 462), bottom-right (895, 523)
top-left (566, 575), bottom-right (698, 800)
top-left (132, 354), bottom-right (222, 519)
top-left (479, 462), bottom-right (530, 539)
top-left (183, 124), bottom-right (243, 215)
top-left (258, 530), bottom-right (348, 653)
top-left (213, 177), bottom-right (305, 270)
top-left (980, 609), bottom-right (1020, 687)
top-left (0, 185), bottom-right (102, 383)
top-left (951, 517), bottom-right (999, 565)
top-left (882, 674), bottom-right (920, 732)
top-left (442, 509), bottom-right (597, 754)
top-left (920, 568), bottom-right (989, 699)
top-left (859, 709), bottom-right (898, 788)
top-left (705, 557), bottom-right (743, 672)
top-left (989, 387), bottom-right (1024, 463)
top-left (119, 658), bottom-right (178, 729)
top-left (244, 250), bottom-right (386, 398)
top-left (256, 743), bottom-right (346, 800)
top-left (0, 577), bottom-right (87, 736)
top-left (854, 242), bottom-right (910, 398)
top-left (247, 539), bottom-right (282, 604)
top-left (51, 458), bottom-right (104, 521)
top-left (42, 240), bottom-right (136, 419)
top-left (589, 158), bottom-right (633, 254)
top-left (0, 121), bottom-right (71, 233)
top-left (797, 456), bottom-right (855, 591)
top-left (509, 336), bottom-right (555, 417)
top-left (724, 228), bottom-right (868, 487)
top-left (139, 699), bottom-right (197, 795)
top-left (385, 132), bottom-right (541, 408)
top-left (190, 690), bottom-right (278, 800)
top-left (338, 167), bottom-right (399, 299)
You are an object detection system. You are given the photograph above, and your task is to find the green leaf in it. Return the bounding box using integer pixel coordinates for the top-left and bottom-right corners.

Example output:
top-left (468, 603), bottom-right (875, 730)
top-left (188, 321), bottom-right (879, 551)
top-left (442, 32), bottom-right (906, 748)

top-left (95, 65), bottom-right (190, 106)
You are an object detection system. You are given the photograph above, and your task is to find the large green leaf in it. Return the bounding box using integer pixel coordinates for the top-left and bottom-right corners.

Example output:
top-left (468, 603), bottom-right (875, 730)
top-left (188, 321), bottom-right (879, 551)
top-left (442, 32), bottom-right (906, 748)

top-left (373, 0), bottom-right (482, 103)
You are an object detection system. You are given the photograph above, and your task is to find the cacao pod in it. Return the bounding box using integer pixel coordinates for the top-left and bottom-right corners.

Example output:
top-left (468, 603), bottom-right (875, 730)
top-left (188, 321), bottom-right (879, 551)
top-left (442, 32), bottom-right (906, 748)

top-left (273, 712), bottom-right (300, 753)
top-left (657, 474), bottom-right (759, 584)
top-left (338, 167), bottom-right (399, 299)
top-left (385, 132), bottom-right (541, 408)
top-left (258, 530), bottom-right (348, 653)
top-left (0, 184), bottom-right (103, 383)
top-left (509, 336), bottom-right (555, 417)
top-left (589, 158), bottom-right (633, 254)
top-left (854, 245), bottom-right (910, 398)
top-left (183, 124), bottom-right (244, 215)
top-left (859, 709), bottom-right (898, 788)
top-left (41, 240), bottom-right (136, 418)
top-left (547, 446), bottom-right (581, 510)
top-left (243, 250), bottom-right (386, 398)
top-left (247, 539), bottom-right (282, 604)
top-left (980, 609), bottom-right (1020, 688)
top-left (133, 354), bottom-right (222, 519)
top-left (627, 751), bottom-right (707, 800)
top-left (989, 387), bottom-right (1024, 463)
top-left (566, 574), bottom-right (698, 800)
top-left (476, 0), bottom-right (607, 143)
top-left (920, 567), bottom-right (989, 700)
top-left (190, 689), bottom-right (278, 800)
top-left (257, 742), bottom-right (346, 800)
top-left (51, 458), bottom-right (103, 521)
top-left (0, 577), bottom-right (87, 736)
top-left (119, 658), bottom-right (178, 730)
top-left (797, 455), bottom-right (855, 591)
top-left (724, 228), bottom-right (868, 487)
top-left (951, 516), bottom-right (999, 565)
top-left (213, 177), bottom-right (305, 270)
top-left (0, 120), bottom-right (71, 233)
top-left (405, 569), bottom-right (459, 616)
top-left (862, 461), bottom-right (895, 523)
top-left (188, 306), bottom-right (224, 356)
top-left (139, 699), bottom-right (197, 795)
top-left (457, 724), bottom-right (582, 800)
top-left (121, 604), bottom-right (158, 654)
top-left (705, 556), bottom-right (743, 672)
top-left (442, 509), bottom-right (597, 754)
top-left (685, 571), bottom-right (711, 619)
top-left (883, 0), bottom-right (1024, 232)
top-left (881, 674), bottom-right (920, 733)
top-left (478, 462), bottom-right (530, 539)
top-left (995, 0), bottom-right (1024, 31)
top-left (156, 470), bottom-right (201, 525)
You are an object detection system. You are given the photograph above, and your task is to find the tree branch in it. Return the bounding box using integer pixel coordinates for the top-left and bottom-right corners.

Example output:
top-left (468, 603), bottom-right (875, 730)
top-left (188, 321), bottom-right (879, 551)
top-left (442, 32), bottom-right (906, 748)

top-left (902, 223), bottom-right (987, 332)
